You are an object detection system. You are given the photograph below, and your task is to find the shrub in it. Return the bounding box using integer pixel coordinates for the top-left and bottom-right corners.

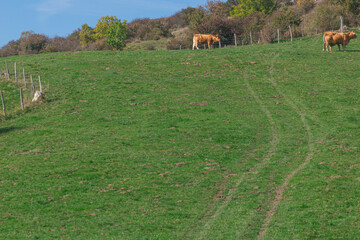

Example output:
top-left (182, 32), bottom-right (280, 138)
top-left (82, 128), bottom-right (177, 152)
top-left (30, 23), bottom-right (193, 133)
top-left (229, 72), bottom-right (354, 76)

top-left (297, 0), bottom-right (315, 13)
top-left (86, 39), bottom-right (112, 51)
top-left (196, 16), bottom-right (234, 45)
top-left (240, 12), bottom-right (266, 34)
top-left (52, 32), bottom-right (82, 52)
top-left (127, 18), bottom-right (171, 41)
top-left (304, 2), bottom-right (345, 32)
top-left (271, 7), bottom-right (302, 31)
top-left (19, 33), bottom-right (48, 54)
top-left (42, 44), bottom-right (58, 53)
top-left (166, 27), bottom-right (193, 50)
top-left (146, 44), bottom-right (156, 50)
top-left (0, 40), bottom-right (20, 57)
top-left (106, 20), bottom-right (127, 50)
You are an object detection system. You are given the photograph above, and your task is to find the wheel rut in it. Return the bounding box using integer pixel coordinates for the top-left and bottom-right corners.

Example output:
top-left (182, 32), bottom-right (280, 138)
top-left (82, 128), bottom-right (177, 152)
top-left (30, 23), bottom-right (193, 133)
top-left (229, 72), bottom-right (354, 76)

top-left (257, 55), bottom-right (315, 239)
top-left (187, 54), bottom-right (315, 239)
top-left (187, 70), bottom-right (280, 239)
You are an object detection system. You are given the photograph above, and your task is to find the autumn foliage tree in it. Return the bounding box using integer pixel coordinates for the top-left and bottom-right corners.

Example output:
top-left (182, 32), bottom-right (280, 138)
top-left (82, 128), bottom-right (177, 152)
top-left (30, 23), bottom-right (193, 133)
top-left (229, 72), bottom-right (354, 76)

top-left (78, 24), bottom-right (95, 47)
top-left (78, 16), bottom-right (127, 50)
top-left (106, 20), bottom-right (127, 50)
top-left (230, 0), bottom-right (278, 17)
top-left (94, 16), bottom-right (121, 40)
top-left (19, 31), bottom-right (48, 54)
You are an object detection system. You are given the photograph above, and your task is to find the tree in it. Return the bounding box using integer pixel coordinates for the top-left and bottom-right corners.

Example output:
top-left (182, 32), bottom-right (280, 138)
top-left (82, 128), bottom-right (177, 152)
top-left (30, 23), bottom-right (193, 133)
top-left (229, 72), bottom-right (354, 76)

top-left (20, 31), bottom-right (35, 39)
top-left (332, 0), bottom-right (360, 15)
top-left (106, 20), bottom-right (127, 50)
top-left (230, 0), bottom-right (278, 17)
top-left (0, 40), bottom-right (20, 57)
top-left (272, 7), bottom-right (302, 30)
top-left (94, 16), bottom-right (120, 40)
top-left (183, 7), bottom-right (206, 30)
top-left (204, 0), bottom-right (232, 17)
top-left (78, 24), bottom-right (95, 47)
top-left (306, 2), bottom-right (345, 31)
top-left (18, 31), bottom-right (48, 54)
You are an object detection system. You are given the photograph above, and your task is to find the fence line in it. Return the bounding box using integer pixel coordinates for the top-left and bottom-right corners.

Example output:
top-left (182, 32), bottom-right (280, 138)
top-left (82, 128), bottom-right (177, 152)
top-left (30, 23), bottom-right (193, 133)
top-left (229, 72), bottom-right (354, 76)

top-left (0, 61), bottom-right (47, 120)
top-left (178, 21), bottom-right (346, 50)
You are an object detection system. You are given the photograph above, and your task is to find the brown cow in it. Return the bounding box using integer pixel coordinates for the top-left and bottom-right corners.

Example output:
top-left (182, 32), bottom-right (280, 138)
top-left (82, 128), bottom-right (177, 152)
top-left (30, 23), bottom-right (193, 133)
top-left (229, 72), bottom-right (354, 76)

top-left (192, 34), bottom-right (220, 50)
top-left (323, 31), bottom-right (357, 52)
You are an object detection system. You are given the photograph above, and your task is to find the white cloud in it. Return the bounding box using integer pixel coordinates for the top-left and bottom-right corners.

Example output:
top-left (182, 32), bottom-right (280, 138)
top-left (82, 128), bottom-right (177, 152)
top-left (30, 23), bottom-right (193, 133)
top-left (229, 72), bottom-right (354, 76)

top-left (37, 0), bottom-right (73, 15)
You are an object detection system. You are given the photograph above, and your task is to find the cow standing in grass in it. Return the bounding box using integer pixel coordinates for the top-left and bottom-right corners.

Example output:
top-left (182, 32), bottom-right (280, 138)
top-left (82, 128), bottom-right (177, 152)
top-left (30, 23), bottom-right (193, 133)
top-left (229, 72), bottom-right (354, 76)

top-left (323, 31), bottom-right (357, 52)
top-left (192, 34), bottom-right (220, 50)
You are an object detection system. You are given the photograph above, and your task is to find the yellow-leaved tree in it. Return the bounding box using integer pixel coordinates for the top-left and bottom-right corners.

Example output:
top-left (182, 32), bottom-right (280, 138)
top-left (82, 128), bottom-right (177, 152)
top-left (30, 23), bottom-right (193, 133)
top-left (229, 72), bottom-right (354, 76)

top-left (78, 24), bottom-right (95, 47)
top-left (94, 16), bottom-right (120, 40)
top-left (78, 16), bottom-right (127, 50)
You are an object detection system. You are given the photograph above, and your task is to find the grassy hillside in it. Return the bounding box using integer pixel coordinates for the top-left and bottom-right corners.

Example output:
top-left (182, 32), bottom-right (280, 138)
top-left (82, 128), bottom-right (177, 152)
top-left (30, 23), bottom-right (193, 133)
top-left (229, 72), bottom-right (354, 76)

top-left (0, 33), bottom-right (359, 239)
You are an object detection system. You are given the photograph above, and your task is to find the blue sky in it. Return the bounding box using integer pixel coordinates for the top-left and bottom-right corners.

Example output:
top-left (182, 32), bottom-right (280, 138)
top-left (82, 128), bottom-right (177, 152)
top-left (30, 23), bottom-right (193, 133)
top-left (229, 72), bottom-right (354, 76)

top-left (0, 0), bottom-right (208, 48)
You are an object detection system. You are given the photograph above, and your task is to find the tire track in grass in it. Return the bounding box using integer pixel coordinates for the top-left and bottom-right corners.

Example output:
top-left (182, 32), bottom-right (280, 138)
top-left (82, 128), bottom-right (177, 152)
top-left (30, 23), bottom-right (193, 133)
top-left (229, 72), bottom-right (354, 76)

top-left (189, 71), bottom-right (280, 239)
top-left (257, 55), bottom-right (315, 239)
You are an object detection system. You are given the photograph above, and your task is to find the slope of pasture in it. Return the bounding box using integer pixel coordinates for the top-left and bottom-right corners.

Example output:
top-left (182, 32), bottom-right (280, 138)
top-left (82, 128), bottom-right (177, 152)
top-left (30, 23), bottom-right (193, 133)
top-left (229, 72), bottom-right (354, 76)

top-left (0, 33), bottom-right (359, 239)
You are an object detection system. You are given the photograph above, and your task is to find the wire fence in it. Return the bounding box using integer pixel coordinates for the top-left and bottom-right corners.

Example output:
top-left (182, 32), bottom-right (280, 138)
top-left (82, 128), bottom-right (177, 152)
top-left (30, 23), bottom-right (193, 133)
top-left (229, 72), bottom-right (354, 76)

top-left (0, 61), bottom-right (46, 120)
top-left (191, 26), bottom-right (324, 50)
top-left (177, 16), bottom-right (350, 50)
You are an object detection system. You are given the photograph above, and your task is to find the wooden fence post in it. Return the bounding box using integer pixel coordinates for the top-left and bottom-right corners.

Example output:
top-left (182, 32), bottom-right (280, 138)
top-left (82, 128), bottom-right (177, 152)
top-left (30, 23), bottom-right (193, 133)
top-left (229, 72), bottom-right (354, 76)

top-left (5, 61), bottom-right (10, 80)
top-left (20, 88), bottom-right (24, 110)
top-left (234, 34), bottom-right (237, 47)
top-left (14, 62), bottom-right (17, 82)
top-left (30, 75), bottom-right (34, 94)
top-left (242, 39), bottom-right (244, 46)
top-left (23, 68), bottom-right (26, 88)
top-left (250, 32), bottom-right (253, 45)
top-left (340, 16), bottom-right (343, 33)
top-left (1, 90), bottom-right (5, 117)
top-left (277, 29), bottom-right (280, 44)
top-left (301, 24), bottom-right (304, 37)
top-left (39, 76), bottom-right (42, 92)
top-left (289, 25), bottom-right (293, 43)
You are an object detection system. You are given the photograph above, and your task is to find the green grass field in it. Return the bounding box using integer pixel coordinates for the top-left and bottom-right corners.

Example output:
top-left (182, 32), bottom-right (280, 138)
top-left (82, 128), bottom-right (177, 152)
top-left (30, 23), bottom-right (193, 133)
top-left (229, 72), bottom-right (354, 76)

top-left (0, 33), bottom-right (359, 239)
